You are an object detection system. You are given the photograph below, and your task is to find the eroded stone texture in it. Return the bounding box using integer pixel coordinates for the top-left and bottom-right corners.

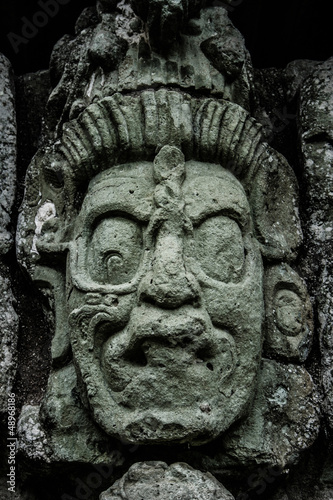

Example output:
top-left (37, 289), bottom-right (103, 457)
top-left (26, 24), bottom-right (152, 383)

top-left (298, 58), bottom-right (333, 430)
top-left (263, 264), bottom-right (313, 362)
top-left (0, 265), bottom-right (18, 414)
top-left (222, 359), bottom-right (319, 468)
top-left (67, 151), bottom-right (264, 445)
top-left (17, 364), bottom-right (124, 465)
top-left (0, 54), bottom-right (18, 416)
top-left (99, 461), bottom-right (235, 499)
top-left (45, 1), bottom-right (252, 139)
top-left (0, 54), bottom-right (16, 254)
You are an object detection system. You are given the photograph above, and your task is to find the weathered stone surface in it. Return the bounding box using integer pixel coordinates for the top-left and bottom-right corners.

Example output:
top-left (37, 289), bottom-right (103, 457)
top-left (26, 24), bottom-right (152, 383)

top-left (67, 153), bottom-right (264, 445)
top-left (263, 264), bottom-right (313, 362)
top-left (0, 264), bottom-right (18, 414)
top-left (298, 58), bottom-right (333, 430)
top-left (99, 461), bottom-right (235, 499)
top-left (16, 81), bottom-right (309, 452)
top-left (284, 59), bottom-right (320, 102)
top-left (17, 364), bottom-right (126, 465)
top-left (222, 359), bottom-right (319, 468)
top-left (45, 2), bottom-right (252, 138)
top-left (0, 54), bottom-right (16, 255)
top-left (17, 405), bottom-right (51, 461)
top-left (129, 0), bottom-right (205, 49)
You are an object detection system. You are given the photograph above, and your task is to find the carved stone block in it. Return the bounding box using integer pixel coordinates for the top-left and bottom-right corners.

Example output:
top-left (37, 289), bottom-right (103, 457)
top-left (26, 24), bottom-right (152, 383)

top-left (99, 462), bottom-right (235, 499)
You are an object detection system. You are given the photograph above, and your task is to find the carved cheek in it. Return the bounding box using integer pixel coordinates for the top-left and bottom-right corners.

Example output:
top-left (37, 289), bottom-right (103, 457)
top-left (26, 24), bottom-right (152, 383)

top-left (188, 215), bottom-right (263, 333)
top-left (200, 279), bottom-right (263, 334)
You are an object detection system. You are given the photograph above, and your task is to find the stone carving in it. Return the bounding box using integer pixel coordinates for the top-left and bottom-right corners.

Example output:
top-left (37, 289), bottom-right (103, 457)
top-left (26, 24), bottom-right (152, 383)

top-left (5, 1), bottom-right (327, 498)
top-left (264, 264), bottom-right (313, 362)
top-left (47, 2), bottom-right (252, 137)
top-left (67, 145), bottom-right (264, 444)
top-left (99, 461), bottom-right (235, 499)
top-left (16, 84), bottom-right (317, 451)
top-left (221, 359), bottom-right (319, 467)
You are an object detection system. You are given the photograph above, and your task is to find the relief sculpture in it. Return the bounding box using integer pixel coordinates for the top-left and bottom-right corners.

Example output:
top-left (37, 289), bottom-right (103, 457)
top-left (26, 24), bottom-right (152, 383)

top-left (0, 0), bottom-right (327, 498)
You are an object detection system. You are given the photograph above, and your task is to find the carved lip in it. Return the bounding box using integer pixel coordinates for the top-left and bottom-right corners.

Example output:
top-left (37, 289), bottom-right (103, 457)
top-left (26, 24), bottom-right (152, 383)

top-left (97, 309), bottom-right (237, 393)
top-left (100, 311), bottom-right (216, 361)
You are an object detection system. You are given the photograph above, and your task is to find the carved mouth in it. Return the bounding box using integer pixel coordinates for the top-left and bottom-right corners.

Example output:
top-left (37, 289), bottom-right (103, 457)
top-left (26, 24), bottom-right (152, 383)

top-left (97, 311), bottom-right (237, 397)
top-left (122, 315), bottom-right (210, 366)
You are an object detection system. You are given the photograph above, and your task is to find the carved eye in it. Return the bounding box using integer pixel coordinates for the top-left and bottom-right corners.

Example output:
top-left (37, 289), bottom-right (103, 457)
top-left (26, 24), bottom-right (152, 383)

top-left (88, 217), bottom-right (142, 285)
top-left (194, 216), bottom-right (244, 282)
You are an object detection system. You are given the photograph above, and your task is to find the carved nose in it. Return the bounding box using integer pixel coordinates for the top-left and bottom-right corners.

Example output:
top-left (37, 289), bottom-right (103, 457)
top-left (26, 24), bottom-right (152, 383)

top-left (139, 231), bottom-right (199, 309)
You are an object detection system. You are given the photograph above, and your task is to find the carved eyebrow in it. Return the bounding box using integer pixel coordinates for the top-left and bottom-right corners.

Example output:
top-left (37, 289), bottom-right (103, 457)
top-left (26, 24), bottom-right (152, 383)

top-left (187, 205), bottom-right (249, 228)
top-left (82, 180), bottom-right (155, 224)
top-left (183, 183), bottom-right (250, 227)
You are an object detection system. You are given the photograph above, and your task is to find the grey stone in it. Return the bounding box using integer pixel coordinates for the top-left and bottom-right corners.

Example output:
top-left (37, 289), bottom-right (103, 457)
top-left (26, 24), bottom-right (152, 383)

top-left (99, 461), bottom-right (235, 499)
top-left (222, 359), bottom-right (319, 468)
top-left (0, 54), bottom-right (16, 255)
top-left (284, 59), bottom-right (320, 102)
top-left (17, 85), bottom-right (308, 450)
top-left (17, 364), bottom-right (125, 465)
top-left (298, 58), bottom-right (333, 430)
top-left (17, 405), bottom-right (51, 462)
top-left (129, 0), bottom-right (205, 49)
top-left (263, 263), bottom-right (313, 362)
top-left (88, 14), bottom-right (128, 71)
top-left (45, 3), bottom-right (253, 136)
top-left (0, 265), bottom-right (18, 414)
top-left (67, 152), bottom-right (264, 445)
top-left (40, 364), bottom-right (124, 465)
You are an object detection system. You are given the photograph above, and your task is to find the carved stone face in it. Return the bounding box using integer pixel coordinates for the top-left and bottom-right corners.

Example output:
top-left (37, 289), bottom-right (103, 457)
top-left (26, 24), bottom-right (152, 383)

top-left (68, 147), bottom-right (264, 444)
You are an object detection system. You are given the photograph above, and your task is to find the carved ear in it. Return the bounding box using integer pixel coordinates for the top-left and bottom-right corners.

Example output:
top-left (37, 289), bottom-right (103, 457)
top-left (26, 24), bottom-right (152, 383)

top-left (263, 264), bottom-right (313, 362)
top-left (249, 149), bottom-right (302, 261)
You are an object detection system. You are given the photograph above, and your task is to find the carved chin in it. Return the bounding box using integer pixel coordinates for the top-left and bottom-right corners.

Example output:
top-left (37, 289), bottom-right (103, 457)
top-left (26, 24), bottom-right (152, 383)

top-left (99, 317), bottom-right (237, 444)
top-left (70, 304), bottom-right (261, 445)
